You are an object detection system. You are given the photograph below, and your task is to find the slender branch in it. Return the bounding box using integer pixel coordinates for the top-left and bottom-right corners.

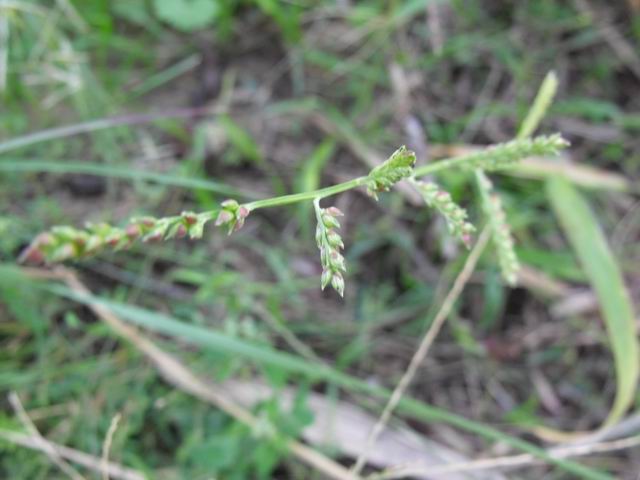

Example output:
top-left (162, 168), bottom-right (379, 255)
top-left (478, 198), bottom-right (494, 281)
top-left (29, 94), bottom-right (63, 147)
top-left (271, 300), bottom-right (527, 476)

top-left (101, 413), bottom-right (122, 480)
top-left (369, 435), bottom-right (640, 479)
top-left (245, 135), bottom-right (567, 213)
top-left (8, 392), bottom-right (85, 480)
top-left (413, 134), bottom-right (568, 177)
top-left (19, 135), bottom-right (567, 275)
top-left (351, 226), bottom-right (492, 475)
top-left (0, 429), bottom-right (144, 480)
top-left (246, 176), bottom-right (368, 211)
top-left (28, 267), bottom-right (359, 480)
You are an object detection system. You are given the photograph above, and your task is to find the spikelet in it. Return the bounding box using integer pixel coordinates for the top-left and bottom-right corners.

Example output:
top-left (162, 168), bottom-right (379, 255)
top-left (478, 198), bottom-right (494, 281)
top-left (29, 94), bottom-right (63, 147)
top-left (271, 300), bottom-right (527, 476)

top-left (18, 204), bottom-right (246, 264)
top-left (314, 202), bottom-right (346, 297)
top-left (413, 180), bottom-right (476, 248)
top-left (476, 171), bottom-right (519, 285)
top-left (214, 199), bottom-right (250, 235)
top-left (462, 134), bottom-right (569, 171)
top-left (366, 146), bottom-right (416, 199)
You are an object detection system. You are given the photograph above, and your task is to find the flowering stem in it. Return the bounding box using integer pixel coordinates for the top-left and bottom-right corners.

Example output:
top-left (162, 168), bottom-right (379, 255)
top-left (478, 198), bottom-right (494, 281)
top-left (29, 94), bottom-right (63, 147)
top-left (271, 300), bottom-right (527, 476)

top-left (245, 177), bottom-right (368, 211)
top-left (21, 134), bottom-right (568, 271)
top-left (245, 135), bottom-right (567, 211)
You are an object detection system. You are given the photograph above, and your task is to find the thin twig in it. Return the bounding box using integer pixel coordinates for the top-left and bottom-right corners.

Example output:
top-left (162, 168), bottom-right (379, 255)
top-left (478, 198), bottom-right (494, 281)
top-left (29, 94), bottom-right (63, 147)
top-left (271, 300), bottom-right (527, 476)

top-left (8, 392), bottom-right (85, 480)
top-left (101, 413), bottom-right (122, 480)
top-left (369, 435), bottom-right (640, 479)
top-left (0, 429), bottom-right (144, 480)
top-left (25, 267), bottom-right (359, 480)
top-left (351, 226), bottom-right (491, 474)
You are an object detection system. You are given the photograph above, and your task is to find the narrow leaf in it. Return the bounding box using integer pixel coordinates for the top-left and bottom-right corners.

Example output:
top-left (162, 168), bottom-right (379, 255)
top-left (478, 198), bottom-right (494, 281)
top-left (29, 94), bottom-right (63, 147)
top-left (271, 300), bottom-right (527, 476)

top-left (547, 177), bottom-right (639, 427)
top-left (518, 71), bottom-right (559, 139)
top-left (42, 283), bottom-right (611, 479)
top-left (0, 160), bottom-right (255, 198)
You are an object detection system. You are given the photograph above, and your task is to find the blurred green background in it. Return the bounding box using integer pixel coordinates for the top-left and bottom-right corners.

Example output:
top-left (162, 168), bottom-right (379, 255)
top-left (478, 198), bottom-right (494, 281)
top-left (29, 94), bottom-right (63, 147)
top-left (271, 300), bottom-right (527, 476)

top-left (1, 1), bottom-right (640, 478)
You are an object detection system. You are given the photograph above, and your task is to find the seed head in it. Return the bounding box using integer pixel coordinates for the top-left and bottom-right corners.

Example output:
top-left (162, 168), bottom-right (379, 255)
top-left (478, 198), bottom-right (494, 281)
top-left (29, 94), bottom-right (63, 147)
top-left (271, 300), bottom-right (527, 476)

top-left (414, 180), bottom-right (476, 248)
top-left (125, 224), bottom-right (141, 239)
top-left (215, 210), bottom-right (234, 226)
top-left (331, 272), bottom-right (345, 297)
top-left (366, 146), bottom-right (416, 198)
top-left (325, 207), bottom-right (344, 217)
top-left (315, 201), bottom-right (347, 297)
top-left (181, 211), bottom-right (198, 225)
top-left (321, 269), bottom-right (333, 290)
top-left (215, 199), bottom-right (250, 234)
top-left (476, 171), bottom-right (520, 285)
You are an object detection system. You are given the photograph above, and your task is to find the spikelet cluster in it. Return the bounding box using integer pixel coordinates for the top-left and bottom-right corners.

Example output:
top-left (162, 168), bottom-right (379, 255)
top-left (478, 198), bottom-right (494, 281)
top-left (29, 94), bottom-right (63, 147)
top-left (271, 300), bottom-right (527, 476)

top-left (214, 199), bottom-right (250, 234)
top-left (366, 146), bottom-right (416, 199)
top-left (19, 207), bottom-right (236, 265)
top-left (314, 203), bottom-right (346, 297)
top-left (476, 171), bottom-right (519, 285)
top-left (463, 134), bottom-right (569, 171)
top-left (414, 180), bottom-right (476, 248)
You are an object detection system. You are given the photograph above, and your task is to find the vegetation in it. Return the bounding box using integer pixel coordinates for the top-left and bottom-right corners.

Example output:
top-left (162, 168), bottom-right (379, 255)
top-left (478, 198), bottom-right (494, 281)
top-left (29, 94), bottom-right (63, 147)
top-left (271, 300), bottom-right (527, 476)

top-left (1, 1), bottom-right (639, 479)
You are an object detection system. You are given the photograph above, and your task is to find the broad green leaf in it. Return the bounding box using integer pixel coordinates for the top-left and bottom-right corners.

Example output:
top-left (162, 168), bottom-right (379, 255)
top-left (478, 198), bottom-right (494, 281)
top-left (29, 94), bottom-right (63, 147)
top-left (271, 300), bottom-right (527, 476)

top-left (547, 177), bottom-right (639, 427)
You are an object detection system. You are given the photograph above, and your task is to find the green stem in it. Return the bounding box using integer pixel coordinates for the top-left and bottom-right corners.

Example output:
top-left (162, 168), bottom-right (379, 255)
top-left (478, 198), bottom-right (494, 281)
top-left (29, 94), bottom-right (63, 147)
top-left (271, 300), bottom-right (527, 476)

top-left (242, 146), bottom-right (500, 213)
top-left (245, 176), bottom-right (368, 211)
top-left (245, 135), bottom-right (566, 212)
top-left (413, 156), bottom-right (468, 176)
top-left (28, 134), bottom-right (568, 265)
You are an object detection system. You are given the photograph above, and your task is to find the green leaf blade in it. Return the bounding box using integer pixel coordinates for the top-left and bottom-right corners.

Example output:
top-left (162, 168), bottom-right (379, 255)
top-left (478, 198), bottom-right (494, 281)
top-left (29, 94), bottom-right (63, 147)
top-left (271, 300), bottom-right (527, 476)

top-left (44, 283), bottom-right (611, 479)
top-left (547, 177), bottom-right (639, 427)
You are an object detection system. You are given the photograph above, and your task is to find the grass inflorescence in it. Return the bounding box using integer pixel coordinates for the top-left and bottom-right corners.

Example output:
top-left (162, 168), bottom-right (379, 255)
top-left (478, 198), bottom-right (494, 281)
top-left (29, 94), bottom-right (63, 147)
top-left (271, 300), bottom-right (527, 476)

top-left (20, 135), bottom-right (568, 296)
top-left (3, 3), bottom-right (637, 479)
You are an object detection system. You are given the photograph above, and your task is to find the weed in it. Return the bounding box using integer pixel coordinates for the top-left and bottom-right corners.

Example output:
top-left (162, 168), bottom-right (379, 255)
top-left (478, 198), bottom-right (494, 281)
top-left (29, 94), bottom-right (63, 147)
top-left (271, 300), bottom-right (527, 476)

top-left (2, 2), bottom-right (639, 479)
top-left (20, 135), bottom-right (568, 295)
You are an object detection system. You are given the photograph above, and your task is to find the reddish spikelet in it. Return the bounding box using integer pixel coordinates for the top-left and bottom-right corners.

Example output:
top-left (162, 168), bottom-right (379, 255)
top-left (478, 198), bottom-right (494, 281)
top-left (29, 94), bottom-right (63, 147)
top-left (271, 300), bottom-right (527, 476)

top-left (175, 224), bottom-right (188, 238)
top-left (140, 218), bottom-right (156, 228)
top-left (182, 212), bottom-right (197, 225)
top-left (18, 233), bottom-right (53, 265)
top-left (215, 210), bottom-right (234, 227)
top-left (106, 235), bottom-right (122, 247)
top-left (18, 244), bottom-right (45, 265)
top-left (325, 207), bottom-right (344, 217)
top-left (125, 224), bottom-right (141, 239)
top-left (144, 231), bottom-right (164, 243)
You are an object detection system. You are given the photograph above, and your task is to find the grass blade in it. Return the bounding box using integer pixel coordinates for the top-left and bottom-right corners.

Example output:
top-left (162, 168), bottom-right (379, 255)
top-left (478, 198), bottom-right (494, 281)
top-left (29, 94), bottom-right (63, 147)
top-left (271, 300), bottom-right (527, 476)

top-left (42, 282), bottom-right (611, 479)
top-left (547, 177), bottom-right (639, 427)
top-left (0, 160), bottom-right (257, 199)
top-left (518, 71), bottom-right (559, 139)
top-left (0, 108), bottom-right (210, 155)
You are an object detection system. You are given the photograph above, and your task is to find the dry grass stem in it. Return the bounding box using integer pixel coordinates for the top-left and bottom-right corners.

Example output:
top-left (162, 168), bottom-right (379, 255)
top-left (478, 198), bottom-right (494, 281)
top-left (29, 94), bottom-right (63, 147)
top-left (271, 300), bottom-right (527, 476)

top-left (8, 391), bottom-right (85, 480)
top-left (351, 226), bottom-right (492, 474)
top-left (369, 435), bottom-right (640, 479)
top-left (101, 413), bottom-right (122, 480)
top-left (22, 267), bottom-right (359, 480)
top-left (0, 429), bottom-right (144, 480)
